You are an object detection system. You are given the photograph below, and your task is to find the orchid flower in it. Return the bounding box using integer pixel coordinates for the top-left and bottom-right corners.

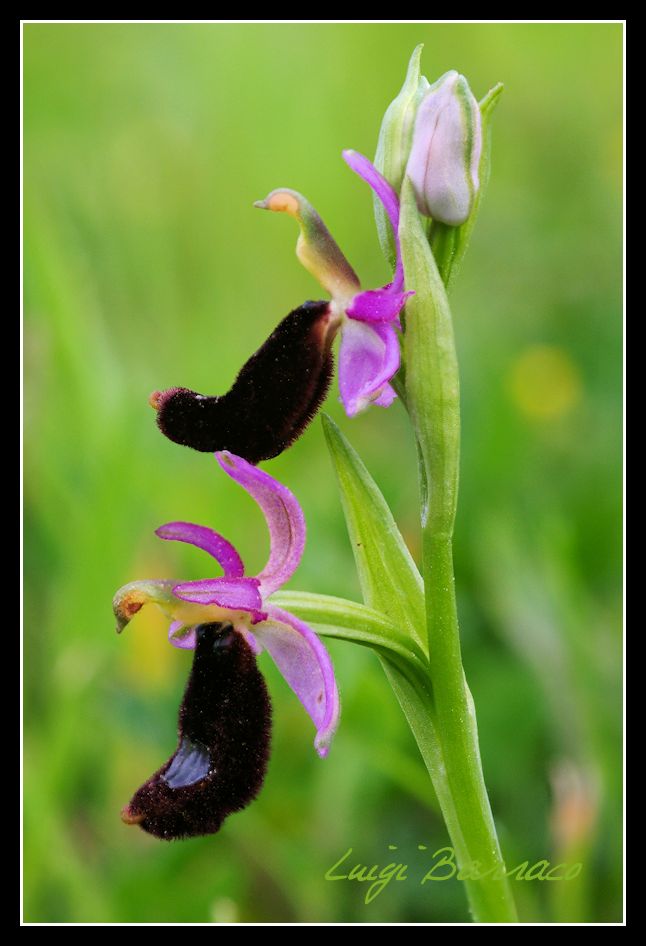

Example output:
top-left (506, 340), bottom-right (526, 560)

top-left (256, 151), bottom-right (413, 418)
top-left (149, 153), bottom-right (412, 463)
top-left (113, 451), bottom-right (340, 839)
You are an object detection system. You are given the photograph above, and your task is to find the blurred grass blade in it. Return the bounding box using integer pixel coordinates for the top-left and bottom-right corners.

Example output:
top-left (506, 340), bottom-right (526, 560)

top-left (321, 414), bottom-right (426, 651)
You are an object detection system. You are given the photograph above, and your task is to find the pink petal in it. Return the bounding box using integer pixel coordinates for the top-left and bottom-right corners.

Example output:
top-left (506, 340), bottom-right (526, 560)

top-left (371, 383), bottom-right (397, 408)
top-left (338, 319), bottom-right (400, 417)
top-left (215, 452), bottom-right (306, 598)
top-left (168, 621), bottom-right (197, 650)
top-left (172, 576), bottom-right (265, 619)
top-left (342, 149), bottom-right (406, 292)
top-left (155, 521), bottom-right (244, 578)
top-left (255, 605), bottom-right (340, 757)
top-left (236, 622), bottom-right (263, 656)
top-left (346, 287), bottom-right (413, 324)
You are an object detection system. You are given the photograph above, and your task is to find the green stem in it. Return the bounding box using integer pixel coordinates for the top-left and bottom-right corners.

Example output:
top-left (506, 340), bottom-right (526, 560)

top-left (400, 177), bottom-right (517, 922)
top-left (374, 645), bottom-right (514, 921)
top-left (424, 534), bottom-right (517, 921)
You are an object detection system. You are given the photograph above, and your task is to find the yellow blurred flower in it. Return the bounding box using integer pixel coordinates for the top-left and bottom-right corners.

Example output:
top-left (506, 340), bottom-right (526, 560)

top-left (507, 345), bottom-right (582, 420)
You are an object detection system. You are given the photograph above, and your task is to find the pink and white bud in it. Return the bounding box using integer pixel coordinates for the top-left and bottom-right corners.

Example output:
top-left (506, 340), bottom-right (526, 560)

top-left (406, 70), bottom-right (482, 226)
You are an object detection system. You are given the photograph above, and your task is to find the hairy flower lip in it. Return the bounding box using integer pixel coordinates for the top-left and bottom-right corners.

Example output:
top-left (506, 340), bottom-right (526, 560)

top-left (150, 302), bottom-right (335, 464)
top-left (121, 624), bottom-right (272, 841)
top-left (120, 805), bottom-right (145, 826)
top-left (149, 387), bottom-right (194, 412)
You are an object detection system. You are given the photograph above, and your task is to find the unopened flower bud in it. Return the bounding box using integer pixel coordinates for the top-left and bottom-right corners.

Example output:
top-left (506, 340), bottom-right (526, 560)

top-left (406, 70), bottom-right (482, 226)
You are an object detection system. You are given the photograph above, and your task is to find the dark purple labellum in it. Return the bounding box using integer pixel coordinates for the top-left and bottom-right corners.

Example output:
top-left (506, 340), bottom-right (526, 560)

top-left (121, 623), bottom-right (271, 840)
top-left (151, 300), bottom-right (335, 464)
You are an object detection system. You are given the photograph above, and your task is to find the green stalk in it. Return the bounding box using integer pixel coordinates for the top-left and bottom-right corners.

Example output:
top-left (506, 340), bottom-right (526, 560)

top-left (400, 176), bottom-right (518, 922)
top-left (273, 592), bottom-right (506, 916)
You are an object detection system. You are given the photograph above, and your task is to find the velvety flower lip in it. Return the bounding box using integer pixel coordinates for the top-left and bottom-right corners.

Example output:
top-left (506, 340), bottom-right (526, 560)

top-left (150, 299), bottom-right (336, 464)
top-left (113, 451), bottom-right (340, 759)
top-left (121, 621), bottom-right (272, 841)
top-left (256, 153), bottom-right (413, 419)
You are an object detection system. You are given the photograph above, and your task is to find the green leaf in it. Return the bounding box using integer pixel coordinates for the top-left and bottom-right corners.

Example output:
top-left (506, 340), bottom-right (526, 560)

top-left (270, 589), bottom-right (428, 679)
top-left (430, 82), bottom-right (504, 289)
top-left (272, 591), bottom-right (445, 813)
top-left (321, 414), bottom-right (426, 651)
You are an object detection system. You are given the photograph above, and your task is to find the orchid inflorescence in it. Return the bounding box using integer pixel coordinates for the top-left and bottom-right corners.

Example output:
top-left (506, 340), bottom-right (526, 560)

top-left (113, 47), bottom-right (510, 917)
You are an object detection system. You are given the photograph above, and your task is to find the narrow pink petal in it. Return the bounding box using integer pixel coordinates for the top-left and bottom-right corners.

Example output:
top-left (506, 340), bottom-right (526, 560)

top-left (343, 149), bottom-right (400, 245)
top-left (172, 576), bottom-right (264, 617)
top-left (346, 287), bottom-right (413, 324)
top-left (168, 621), bottom-right (197, 650)
top-left (155, 521), bottom-right (244, 578)
top-left (342, 149), bottom-right (406, 292)
top-left (255, 605), bottom-right (340, 757)
top-left (215, 452), bottom-right (306, 597)
top-left (338, 319), bottom-right (400, 417)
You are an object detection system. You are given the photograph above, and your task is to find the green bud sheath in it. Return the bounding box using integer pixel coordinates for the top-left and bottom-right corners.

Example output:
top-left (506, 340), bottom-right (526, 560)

top-left (374, 45), bottom-right (430, 268)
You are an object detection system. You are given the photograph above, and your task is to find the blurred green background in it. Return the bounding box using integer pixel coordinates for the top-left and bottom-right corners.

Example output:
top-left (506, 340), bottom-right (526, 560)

top-left (23, 22), bottom-right (623, 923)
